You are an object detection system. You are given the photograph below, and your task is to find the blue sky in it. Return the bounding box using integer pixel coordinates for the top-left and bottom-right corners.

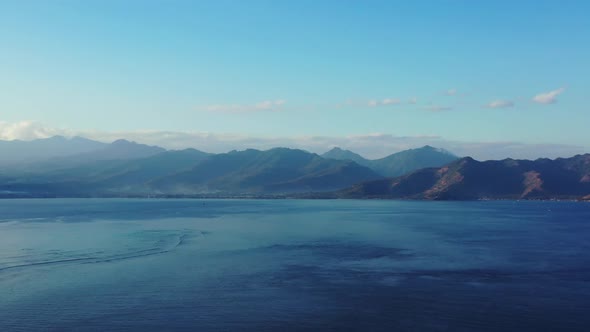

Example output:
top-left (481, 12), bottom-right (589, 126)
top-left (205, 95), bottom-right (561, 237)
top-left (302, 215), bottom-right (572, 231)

top-left (1, 1), bottom-right (588, 159)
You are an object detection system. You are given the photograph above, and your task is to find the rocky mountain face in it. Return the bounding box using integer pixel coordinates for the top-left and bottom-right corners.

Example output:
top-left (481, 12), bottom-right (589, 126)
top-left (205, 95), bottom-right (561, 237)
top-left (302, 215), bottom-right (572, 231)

top-left (338, 154), bottom-right (590, 200)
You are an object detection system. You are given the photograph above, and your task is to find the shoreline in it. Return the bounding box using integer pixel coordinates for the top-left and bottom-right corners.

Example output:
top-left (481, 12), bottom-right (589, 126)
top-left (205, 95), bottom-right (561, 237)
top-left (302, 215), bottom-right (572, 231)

top-left (0, 194), bottom-right (588, 203)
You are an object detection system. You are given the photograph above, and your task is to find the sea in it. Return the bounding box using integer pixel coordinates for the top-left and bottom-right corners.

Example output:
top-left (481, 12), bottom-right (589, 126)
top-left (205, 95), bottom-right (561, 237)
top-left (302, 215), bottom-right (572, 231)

top-left (1, 199), bottom-right (589, 331)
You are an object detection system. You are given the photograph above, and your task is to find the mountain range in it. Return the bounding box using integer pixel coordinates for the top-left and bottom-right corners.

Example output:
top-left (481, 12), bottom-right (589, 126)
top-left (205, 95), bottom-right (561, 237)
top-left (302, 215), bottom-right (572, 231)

top-left (149, 148), bottom-right (382, 194)
top-left (0, 136), bottom-right (588, 200)
top-left (336, 154), bottom-right (590, 200)
top-left (0, 146), bottom-right (382, 196)
top-left (0, 137), bottom-right (454, 197)
top-left (322, 145), bottom-right (458, 177)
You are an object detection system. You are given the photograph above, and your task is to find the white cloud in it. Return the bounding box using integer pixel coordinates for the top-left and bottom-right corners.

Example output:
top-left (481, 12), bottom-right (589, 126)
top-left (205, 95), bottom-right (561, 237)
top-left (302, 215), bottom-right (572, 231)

top-left (202, 100), bottom-right (286, 113)
top-left (367, 100), bottom-right (379, 107)
top-left (424, 105), bottom-right (452, 112)
top-left (532, 88), bottom-right (565, 104)
top-left (445, 88), bottom-right (457, 96)
top-left (408, 97), bottom-right (418, 104)
top-left (367, 98), bottom-right (401, 107)
top-left (485, 100), bottom-right (514, 109)
top-left (382, 98), bottom-right (401, 105)
top-left (0, 121), bottom-right (62, 141)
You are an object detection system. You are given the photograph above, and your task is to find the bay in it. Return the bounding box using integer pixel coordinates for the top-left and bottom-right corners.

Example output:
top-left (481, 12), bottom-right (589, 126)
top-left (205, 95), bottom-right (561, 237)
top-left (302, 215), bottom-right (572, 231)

top-left (1, 199), bottom-right (589, 331)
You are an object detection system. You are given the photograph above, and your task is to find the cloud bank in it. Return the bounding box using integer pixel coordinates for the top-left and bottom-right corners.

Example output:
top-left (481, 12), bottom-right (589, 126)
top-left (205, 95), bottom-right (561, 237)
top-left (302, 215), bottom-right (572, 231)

top-left (0, 121), bottom-right (61, 141)
top-left (0, 121), bottom-right (586, 161)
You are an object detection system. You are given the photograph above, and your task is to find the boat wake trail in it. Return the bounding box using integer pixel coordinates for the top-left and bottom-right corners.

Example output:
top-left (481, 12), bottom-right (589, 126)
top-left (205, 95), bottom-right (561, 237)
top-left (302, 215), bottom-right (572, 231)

top-left (0, 230), bottom-right (198, 273)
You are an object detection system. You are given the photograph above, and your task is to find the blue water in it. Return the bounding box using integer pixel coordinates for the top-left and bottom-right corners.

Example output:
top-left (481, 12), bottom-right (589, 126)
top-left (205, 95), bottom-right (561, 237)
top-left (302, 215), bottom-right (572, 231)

top-left (1, 199), bottom-right (590, 331)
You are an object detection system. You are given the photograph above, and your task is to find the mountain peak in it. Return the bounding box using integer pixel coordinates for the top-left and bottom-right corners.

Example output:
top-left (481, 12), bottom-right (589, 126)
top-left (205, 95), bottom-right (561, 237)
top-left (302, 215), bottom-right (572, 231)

top-left (71, 136), bottom-right (93, 142)
top-left (415, 145), bottom-right (455, 156)
top-left (450, 156), bottom-right (476, 166)
top-left (44, 135), bottom-right (67, 141)
top-left (322, 147), bottom-right (368, 166)
top-left (369, 146), bottom-right (459, 177)
top-left (76, 139), bottom-right (168, 160)
top-left (111, 139), bottom-right (134, 145)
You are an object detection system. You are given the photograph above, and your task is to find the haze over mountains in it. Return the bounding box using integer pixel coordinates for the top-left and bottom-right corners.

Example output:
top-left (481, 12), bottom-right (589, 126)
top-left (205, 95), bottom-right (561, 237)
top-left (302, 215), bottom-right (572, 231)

top-left (0, 136), bottom-right (164, 166)
top-left (0, 136), bottom-right (588, 200)
top-left (0, 136), bottom-right (453, 196)
top-left (0, 136), bottom-right (107, 165)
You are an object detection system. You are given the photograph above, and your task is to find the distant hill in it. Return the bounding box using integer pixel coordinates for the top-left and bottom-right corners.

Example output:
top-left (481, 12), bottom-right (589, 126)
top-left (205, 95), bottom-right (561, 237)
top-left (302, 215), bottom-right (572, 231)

top-left (68, 139), bottom-right (166, 162)
top-left (0, 136), bottom-right (166, 172)
top-left (0, 136), bottom-right (107, 165)
top-left (16, 148), bottom-right (211, 190)
top-left (0, 148), bottom-right (381, 196)
top-left (322, 145), bottom-right (459, 177)
top-left (150, 148), bottom-right (382, 194)
top-left (322, 147), bottom-right (370, 166)
top-left (337, 154), bottom-right (590, 200)
top-left (22, 139), bottom-right (168, 172)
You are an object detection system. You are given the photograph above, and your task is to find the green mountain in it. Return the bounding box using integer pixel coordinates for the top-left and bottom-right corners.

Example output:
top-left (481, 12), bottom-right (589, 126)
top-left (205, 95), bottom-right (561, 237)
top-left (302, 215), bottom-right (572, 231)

top-left (150, 148), bottom-right (382, 194)
top-left (322, 145), bottom-right (459, 177)
top-left (337, 154), bottom-right (590, 200)
top-left (0, 148), bottom-right (381, 196)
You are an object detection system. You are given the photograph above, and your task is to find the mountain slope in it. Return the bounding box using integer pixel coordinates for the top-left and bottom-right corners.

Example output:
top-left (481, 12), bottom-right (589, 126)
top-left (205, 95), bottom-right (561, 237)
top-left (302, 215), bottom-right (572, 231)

top-left (92, 149), bottom-right (211, 191)
top-left (0, 136), bottom-right (107, 165)
top-left (22, 139), bottom-right (168, 172)
top-left (338, 154), bottom-right (590, 200)
top-left (2, 149), bottom-right (211, 193)
top-left (322, 145), bottom-right (459, 177)
top-left (322, 147), bottom-right (370, 166)
top-left (368, 146), bottom-right (458, 177)
top-left (151, 148), bottom-right (382, 194)
top-left (72, 139), bottom-right (166, 161)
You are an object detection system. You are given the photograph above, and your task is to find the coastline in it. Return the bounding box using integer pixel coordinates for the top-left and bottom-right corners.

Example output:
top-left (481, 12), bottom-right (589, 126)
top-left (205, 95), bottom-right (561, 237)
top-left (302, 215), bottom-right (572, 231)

top-left (0, 193), bottom-right (588, 202)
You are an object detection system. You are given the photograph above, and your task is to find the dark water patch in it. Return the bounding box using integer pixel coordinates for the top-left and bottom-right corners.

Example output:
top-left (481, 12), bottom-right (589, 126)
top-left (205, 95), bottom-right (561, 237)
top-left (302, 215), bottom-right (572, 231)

top-left (261, 241), bottom-right (414, 260)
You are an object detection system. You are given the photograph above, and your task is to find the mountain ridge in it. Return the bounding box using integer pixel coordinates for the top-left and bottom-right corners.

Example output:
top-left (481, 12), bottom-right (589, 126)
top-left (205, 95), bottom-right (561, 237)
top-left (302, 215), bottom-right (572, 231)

top-left (150, 148), bottom-right (382, 194)
top-left (1, 137), bottom-right (588, 200)
top-left (322, 145), bottom-right (459, 177)
top-left (0, 147), bottom-right (382, 196)
top-left (0, 135), bottom-right (108, 165)
top-left (335, 154), bottom-right (590, 200)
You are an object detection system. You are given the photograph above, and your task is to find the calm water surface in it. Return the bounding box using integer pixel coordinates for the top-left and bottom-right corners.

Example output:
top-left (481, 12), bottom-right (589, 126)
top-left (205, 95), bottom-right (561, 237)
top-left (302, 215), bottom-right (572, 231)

top-left (1, 199), bottom-right (590, 331)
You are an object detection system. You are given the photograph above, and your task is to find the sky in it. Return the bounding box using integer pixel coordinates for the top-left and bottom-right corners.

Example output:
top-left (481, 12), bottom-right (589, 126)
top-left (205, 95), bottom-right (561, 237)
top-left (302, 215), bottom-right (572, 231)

top-left (1, 0), bottom-right (589, 159)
